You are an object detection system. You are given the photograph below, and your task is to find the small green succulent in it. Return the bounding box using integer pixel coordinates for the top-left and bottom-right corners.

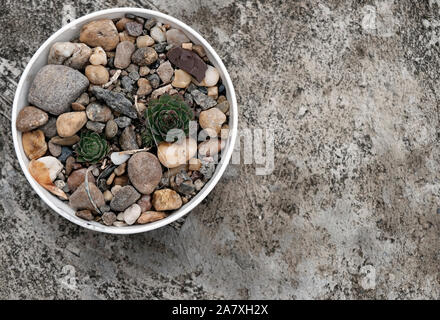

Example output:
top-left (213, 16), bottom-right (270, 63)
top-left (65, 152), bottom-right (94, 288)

top-left (76, 131), bottom-right (109, 163)
top-left (142, 94), bottom-right (193, 147)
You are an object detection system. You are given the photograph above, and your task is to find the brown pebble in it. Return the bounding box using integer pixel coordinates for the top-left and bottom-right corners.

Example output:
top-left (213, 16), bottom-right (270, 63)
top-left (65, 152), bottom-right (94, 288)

top-left (16, 106), bottom-right (49, 132)
top-left (22, 130), bottom-right (47, 160)
top-left (114, 175), bottom-right (129, 186)
top-left (76, 209), bottom-right (94, 221)
top-left (71, 102), bottom-right (86, 111)
top-left (136, 211), bottom-right (167, 224)
top-left (106, 172), bottom-right (116, 185)
top-left (65, 156), bottom-right (75, 176)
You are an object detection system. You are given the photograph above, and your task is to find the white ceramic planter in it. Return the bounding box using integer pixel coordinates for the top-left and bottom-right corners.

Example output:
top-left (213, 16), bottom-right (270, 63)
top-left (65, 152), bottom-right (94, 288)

top-left (11, 8), bottom-right (237, 234)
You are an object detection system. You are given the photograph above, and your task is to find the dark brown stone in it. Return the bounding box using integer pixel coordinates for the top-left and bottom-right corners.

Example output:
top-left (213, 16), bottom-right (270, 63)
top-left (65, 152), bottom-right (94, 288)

top-left (167, 47), bottom-right (207, 82)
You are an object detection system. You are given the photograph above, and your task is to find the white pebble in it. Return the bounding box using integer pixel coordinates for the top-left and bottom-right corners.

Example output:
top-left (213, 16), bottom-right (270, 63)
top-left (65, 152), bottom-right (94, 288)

top-left (123, 204), bottom-right (141, 225)
top-left (150, 26), bottom-right (166, 43)
top-left (36, 156), bottom-right (64, 181)
top-left (201, 65), bottom-right (220, 87)
top-left (111, 152), bottom-right (131, 165)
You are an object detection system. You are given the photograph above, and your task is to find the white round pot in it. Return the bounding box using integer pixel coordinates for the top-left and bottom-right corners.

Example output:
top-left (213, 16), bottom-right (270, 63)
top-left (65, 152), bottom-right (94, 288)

top-left (11, 8), bottom-right (237, 234)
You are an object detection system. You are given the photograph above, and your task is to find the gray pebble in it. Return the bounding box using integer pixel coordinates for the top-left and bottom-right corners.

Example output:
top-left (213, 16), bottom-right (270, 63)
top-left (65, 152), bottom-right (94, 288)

top-left (114, 116), bottom-right (132, 128)
top-left (86, 121), bottom-right (106, 133)
top-left (105, 120), bottom-right (118, 139)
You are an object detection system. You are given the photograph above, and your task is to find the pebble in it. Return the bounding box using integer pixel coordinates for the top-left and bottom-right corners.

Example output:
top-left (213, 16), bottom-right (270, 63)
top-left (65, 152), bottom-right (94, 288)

top-left (119, 31), bottom-right (136, 44)
top-left (85, 65), bottom-right (109, 85)
top-left (119, 126), bottom-right (139, 150)
top-left (67, 168), bottom-right (95, 192)
top-left (137, 195), bottom-right (152, 212)
top-left (182, 43), bottom-right (192, 50)
top-left (184, 92), bottom-right (193, 106)
top-left (167, 46), bottom-right (207, 82)
top-left (152, 189), bottom-right (182, 211)
top-left (123, 204), bottom-right (142, 225)
top-left (150, 26), bottom-right (166, 42)
top-left (89, 46), bottom-right (107, 66)
top-left (114, 116), bottom-right (132, 128)
top-left (102, 211), bottom-right (117, 226)
top-left (56, 111), bottom-right (87, 137)
top-left (192, 45), bottom-right (206, 58)
top-left (157, 61), bottom-right (173, 84)
top-left (69, 182), bottom-right (105, 211)
top-left (188, 158), bottom-right (202, 171)
top-left (144, 18), bottom-right (156, 30)
top-left (86, 102), bottom-right (113, 122)
top-left (110, 185), bottom-right (141, 211)
top-left (125, 21), bottom-right (143, 37)
top-left (151, 84), bottom-right (173, 99)
top-left (128, 71), bottom-right (140, 81)
top-left (113, 221), bottom-right (127, 227)
top-left (137, 211), bottom-right (167, 224)
top-left (171, 69), bottom-right (191, 88)
top-left (154, 43), bottom-right (167, 53)
top-left (76, 210), bottom-right (94, 221)
top-left (72, 102), bottom-right (86, 111)
top-left (116, 17), bottom-right (133, 32)
top-left (39, 117), bottom-right (57, 138)
top-left (103, 190), bottom-right (113, 202)
top-left (114, 41), bottom-right (135, 69)
top-left (191, 90), bottom-right (217, 110)
top-left (106, 172), bottom-right (115, 185)
top-left (200, 157), bottom-right (215, 181)
top-left (54, 179), bottom-right (66, 190)
top-left (194, 179), bottom-right (204, 191)
top-left (131, 47), bottom-right (158, 66)
top-left (198, 138), bottom-right (224, 157)
top-left (50, 135), bottom-right (80, 146)
top-left (48, 42), bottom-right (92, 70)
top-left (114, 162), bottom-right (127, 176)
top-left (86, 121), bottom-right (105, 133)
top-left (105, 120), bottom-right (118, 139)
top-left (147, 74), bottom-right (160, 88)
top-left (22, 130), bottom-right (47, 160)
top-left (110, 152), bottom-right (130, 165)
top-left (177, 179), bottom-right (196, 195)
top-left (216, 100), bottom-right (230, 114)
top-left (199, 108), bottom-right (226, 134)
top-left (79, 19), bottom-right (119, 51)
top-left (58, 147), bottom-right (75, 163)
top-left (199, 65), bottom-right (220, 87)
top-left (157, 138), bottom-right (197, 168)
top-left (139, 66), bottom-right (150, 76)
top-left (166, 28), bottom-right (190, 46)
top-left (111, 185), bottom-right (122, 196)
top-left (99, 204), bottom-right (111, 213)
top-left (16, 106), bottom-right (49, 132)
top-left (91, 87), bottom-right (137, 119)
top-left (28, 65), bottom-right (89, 115)
top-left (207, 86), bottom-right (218, 99)
top-left (29, 156), bottom-right (63, 185)
top-left (121, 76), bottom-right (134, 91)
top-left (137, 78), bottom-right (152, 97)
top-left (136, 35), bottom-right (155, 48)
top-left (76, 92), bottom-right (90, 106)
top-left (65, 156), bottom-right (75, 176)
top-left (114, 175), bottom-right (129, 186)
top-left (48, 141), bottom-right (62, 157)
top-left (126, 64), bottom-right (139, 73)
top-left (127, 152), bottom-right (162, 194)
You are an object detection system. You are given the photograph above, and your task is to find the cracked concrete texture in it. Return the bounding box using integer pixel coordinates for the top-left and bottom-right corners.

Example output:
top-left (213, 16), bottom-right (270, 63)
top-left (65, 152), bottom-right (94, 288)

top-left (1, 0), bottom-right (440, 299)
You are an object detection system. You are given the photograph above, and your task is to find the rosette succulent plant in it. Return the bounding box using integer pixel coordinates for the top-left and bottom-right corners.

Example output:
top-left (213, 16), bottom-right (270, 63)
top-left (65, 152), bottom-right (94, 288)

top-left (76, 131), bottom-right (109, 163)
top-left (142, 94), bottom-right (193, 147)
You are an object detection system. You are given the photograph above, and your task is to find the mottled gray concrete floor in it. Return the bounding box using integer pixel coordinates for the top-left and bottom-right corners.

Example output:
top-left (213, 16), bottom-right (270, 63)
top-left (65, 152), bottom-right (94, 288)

top-left (1, 0), bottom-right (440, 299)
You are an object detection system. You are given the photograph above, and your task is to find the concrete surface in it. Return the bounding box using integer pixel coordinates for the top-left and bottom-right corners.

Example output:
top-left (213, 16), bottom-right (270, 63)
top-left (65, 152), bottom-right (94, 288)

top-left (1, 0), bottom-right (440, 299)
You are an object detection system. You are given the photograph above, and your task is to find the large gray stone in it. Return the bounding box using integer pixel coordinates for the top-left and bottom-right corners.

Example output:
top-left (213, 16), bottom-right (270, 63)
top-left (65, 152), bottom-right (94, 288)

top-left (28, 65), bottom-right (89, 115)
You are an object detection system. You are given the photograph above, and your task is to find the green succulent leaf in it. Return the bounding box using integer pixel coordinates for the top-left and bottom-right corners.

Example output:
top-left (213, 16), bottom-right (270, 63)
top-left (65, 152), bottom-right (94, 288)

top-left (76, 131), bottom-right (109, 164)
top-left (141, 94), bottom-right (193, 147)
